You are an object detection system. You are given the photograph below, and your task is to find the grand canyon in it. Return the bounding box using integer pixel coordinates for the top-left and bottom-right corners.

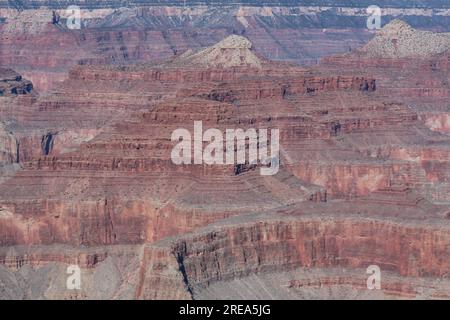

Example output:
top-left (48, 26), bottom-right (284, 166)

top-left (0, 0), bottom-right (449, 300)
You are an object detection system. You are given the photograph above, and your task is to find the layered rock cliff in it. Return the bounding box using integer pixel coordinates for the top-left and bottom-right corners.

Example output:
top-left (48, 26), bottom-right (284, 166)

top-left (1, 1), bottom-right (449, 92)
top-left (0, 21), bottom-right (449, 299)
top-left (138, 197), bottom-right (450, 299)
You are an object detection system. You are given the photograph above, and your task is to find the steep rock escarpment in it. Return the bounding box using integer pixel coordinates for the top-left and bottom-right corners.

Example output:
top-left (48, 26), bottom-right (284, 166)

top-left (138, 192), bottom-right (450, 299)
top-left (0, 24), bottom-right (449, 299)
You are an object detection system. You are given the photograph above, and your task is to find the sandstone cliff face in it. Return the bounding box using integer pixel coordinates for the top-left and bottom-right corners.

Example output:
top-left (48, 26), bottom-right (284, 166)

top-left (138, 198), bottom-right (450, 299)
top-left (0, 21), bottom-right (449, 299)
top-left (0, 69), bottom-right (32, 186)
top-left (318, 22), bottom-right (450, 201)
top-left (0, 123), bottom-right (17, 166)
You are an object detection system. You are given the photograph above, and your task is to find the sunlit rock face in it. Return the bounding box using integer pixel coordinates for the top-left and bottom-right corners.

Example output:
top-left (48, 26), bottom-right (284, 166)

top-left (0, 2), bottom-right (449, 301)
top-left (360, 19), bottom-right (450, 58)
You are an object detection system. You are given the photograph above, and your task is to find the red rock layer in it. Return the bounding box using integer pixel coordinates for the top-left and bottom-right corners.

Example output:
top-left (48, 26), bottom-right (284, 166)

top-left (0, 27), bottom-right (449, 299)
top-left (137, 196), bottom-right (450, 299)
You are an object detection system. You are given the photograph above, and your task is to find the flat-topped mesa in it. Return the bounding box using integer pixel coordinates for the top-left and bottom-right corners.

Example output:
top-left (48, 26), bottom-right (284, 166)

top-left (360, 19), bottom-right (450, 58)
top-left (170, 35), bottom-right (263, 69)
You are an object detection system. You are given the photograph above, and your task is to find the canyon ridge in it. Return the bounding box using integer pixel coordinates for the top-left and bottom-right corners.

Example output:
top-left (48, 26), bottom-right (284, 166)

top-left (0, 1), bottom-right (449, 300)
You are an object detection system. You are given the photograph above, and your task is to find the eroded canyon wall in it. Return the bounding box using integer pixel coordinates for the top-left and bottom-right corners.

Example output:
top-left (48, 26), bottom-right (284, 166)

top-left (0, 15), bottom-right (449, 299)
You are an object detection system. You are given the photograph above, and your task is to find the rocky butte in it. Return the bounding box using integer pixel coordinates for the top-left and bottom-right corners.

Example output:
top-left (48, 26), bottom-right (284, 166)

top-left (0, 20), bottom-right (449, 299)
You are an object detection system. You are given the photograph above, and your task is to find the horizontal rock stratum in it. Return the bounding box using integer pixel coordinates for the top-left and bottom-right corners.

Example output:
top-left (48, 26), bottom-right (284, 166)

top-left (1, 1), bottom-right (449, 92)
top-left (0, 18), bottom-right (449, 299)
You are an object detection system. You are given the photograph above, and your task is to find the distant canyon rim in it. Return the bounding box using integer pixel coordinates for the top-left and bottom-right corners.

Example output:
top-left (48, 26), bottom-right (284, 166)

top-left (1, 0), bottom-right (449, 92)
